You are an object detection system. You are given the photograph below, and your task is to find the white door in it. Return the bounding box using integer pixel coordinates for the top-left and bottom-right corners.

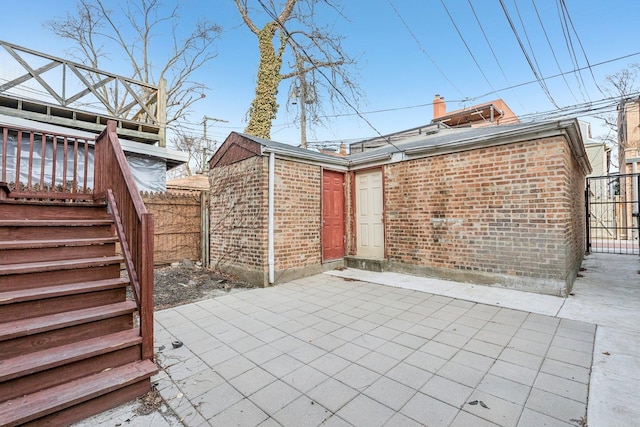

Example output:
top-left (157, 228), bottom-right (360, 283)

top-left (356, 169), bottom-right (384, 258)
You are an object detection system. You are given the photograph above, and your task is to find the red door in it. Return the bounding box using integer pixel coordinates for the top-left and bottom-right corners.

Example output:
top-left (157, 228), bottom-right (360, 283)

top-left (322, 170), bottom-right (345, 261)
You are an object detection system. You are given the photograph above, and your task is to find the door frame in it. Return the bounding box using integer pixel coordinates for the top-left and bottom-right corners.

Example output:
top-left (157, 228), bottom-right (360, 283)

top-left (321, 168), bottom-right (346, 262)
top-left (352, 167), bottom-right (386, 259)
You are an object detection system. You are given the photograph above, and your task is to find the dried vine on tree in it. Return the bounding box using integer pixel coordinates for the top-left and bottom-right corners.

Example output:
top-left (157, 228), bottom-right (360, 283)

top-left (234, 0), bottom-right (361, 142)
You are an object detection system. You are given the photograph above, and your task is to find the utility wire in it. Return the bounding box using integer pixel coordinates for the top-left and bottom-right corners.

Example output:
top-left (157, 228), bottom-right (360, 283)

top-left (498, 0), bottom-right (559, 107)
top-left (558, 0), bottom-right (605, 95)
top-left (386, 0), bottom-right (465, 97)
top-left (556, 0), bottom-right (590, 102)
top-left (439, 0), bottom-right (499, 99)
top-left (466, 0), bottom-right (525, 111)
top-left (512, 0), bottom-right (550, 99)
top-left (530, 0), bottom-right (579, 104)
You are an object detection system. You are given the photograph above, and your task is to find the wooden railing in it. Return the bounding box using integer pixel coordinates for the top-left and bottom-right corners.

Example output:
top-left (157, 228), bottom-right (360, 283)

top-left (1, 120), bottom-right (155, 361)
top-left (0, 40), bottom-right (166, 147)
top-left (0, 124), bottom-right (93, 200)
top-left (95, 121), bottom-right (154, 361)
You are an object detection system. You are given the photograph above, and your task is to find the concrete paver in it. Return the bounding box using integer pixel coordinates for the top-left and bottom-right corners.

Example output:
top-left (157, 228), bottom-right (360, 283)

top-left (75, 253), bottom-right (639, 426)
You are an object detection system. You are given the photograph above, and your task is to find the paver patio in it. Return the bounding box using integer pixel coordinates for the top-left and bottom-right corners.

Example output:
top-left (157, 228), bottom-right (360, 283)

top-left (152, 274), bottom-right (595, 426)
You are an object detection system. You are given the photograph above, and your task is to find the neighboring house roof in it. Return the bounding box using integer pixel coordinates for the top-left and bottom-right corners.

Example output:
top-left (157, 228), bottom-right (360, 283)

top-left (0, 113), bottom-right (187, 169)
top-left (166, 174), bottom-right (209, 191)
top-left (431, 95), bottom-right (519, 128)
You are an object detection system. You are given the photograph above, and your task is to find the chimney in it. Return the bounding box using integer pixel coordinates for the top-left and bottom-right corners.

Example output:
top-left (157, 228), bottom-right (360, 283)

top-left (339, 143), bottom-right (347, 157)
top-left (433, 94), bottom-right (446, 119)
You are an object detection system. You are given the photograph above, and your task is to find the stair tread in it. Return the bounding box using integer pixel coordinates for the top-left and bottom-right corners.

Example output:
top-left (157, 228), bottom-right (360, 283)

top-left (0, 277), bottom-right (130, 305)
top-left (0, 359), bottom-right (157, 426)
top-left (0, 255), bottom-right (123, 276)
top-left (0, 219), bottom-right (113, 226)
top-left (0, 301), bottom-right (137, 341)
top-left (0, 329), bottom-right (141, 382)
top-left (0, 237), bottom-right (118, 250)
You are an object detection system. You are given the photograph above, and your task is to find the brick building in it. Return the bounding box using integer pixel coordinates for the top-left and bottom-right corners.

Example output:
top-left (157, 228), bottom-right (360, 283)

top-left (209, 119), bottom-right (590, 296)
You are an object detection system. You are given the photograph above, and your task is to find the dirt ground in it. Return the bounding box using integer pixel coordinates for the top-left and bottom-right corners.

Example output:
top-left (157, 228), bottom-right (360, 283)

top-left (151, 260), bottom-right (258, 310)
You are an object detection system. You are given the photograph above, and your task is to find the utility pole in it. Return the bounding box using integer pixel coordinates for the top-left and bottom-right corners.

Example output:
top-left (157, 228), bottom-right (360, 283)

top-left (201, 115), bottom-right (228, 172)
top-left (292, 56), bottom-right (314, 149)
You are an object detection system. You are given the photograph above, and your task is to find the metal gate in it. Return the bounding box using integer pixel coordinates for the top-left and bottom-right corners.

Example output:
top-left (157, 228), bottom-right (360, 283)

top-left (586, 173), bottom-right (640, 254)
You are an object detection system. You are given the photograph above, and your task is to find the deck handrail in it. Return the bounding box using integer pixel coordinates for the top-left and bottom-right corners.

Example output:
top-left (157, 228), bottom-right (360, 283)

top-left (94, 121), bottom-right (154, 361)
top-left (0, 123), bottom-right (93, 200)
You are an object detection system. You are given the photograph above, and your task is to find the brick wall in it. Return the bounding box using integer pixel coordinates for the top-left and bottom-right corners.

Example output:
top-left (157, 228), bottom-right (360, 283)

top-left (383, 137), bottom-right (578, 295)
top-left (565, 145), bottom-right (586, 290)
top-left (273, 159), bottom-right (322, 271)
top-left (209, 156), bottom-right (267, 282)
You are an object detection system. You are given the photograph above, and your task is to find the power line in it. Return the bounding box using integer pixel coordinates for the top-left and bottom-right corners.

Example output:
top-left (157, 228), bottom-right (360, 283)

top-left (473, 50), bottom-right (640, 100)
top-left (386, 0), bottom-right (464, 97)
top-left (558, 0), bottom-right (605, 95)
top-left (439, 0), bottom-right (499, 99)
top-left (555, 0), bottom-right (590, 102)
top-left (466, 0), bottom-right (525, 111)
top-left (530, 0), bottom-right (579, 104)
top-left (511, 0), bottom-right (549, 100)
top-left (498, 0), bottom-right (559, 107)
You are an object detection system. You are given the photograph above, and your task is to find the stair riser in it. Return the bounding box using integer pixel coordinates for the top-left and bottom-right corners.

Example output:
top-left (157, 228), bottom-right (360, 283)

top-left (0, 345), bottom-right (141, 403)
top-left (21, 380), bottom-right (151, 427)
top-left (0, 203), bottom-right (109, 221)
top-left (0, 243), bottom-right (116, 265)
top-left (0, 315), bottom-right (134, 359)
top-left (0, 288), bottom-right (127, 321)
top-left (0, 264), bottom-right (121, 292)
top-left (0, 225), bottom-right (114, 240)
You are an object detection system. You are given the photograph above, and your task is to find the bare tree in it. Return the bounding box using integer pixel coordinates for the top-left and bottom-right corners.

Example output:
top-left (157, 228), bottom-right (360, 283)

top-left (599, 63), bottom-right (640, 170)
top-left (168, 132), bottom-right (217, 177)
top-left (45, 0), bottom-right (221, 125)
top-left (233, 0), bottom-right (361, 142)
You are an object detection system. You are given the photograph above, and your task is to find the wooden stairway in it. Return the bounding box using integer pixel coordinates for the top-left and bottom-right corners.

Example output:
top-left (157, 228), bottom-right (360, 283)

top-left (0, 200), bottom-right (157, 426)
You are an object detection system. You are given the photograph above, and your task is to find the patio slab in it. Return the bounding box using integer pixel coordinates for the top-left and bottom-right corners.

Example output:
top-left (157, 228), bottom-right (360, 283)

top-left (149, 274), bottom-right (592, 426)
top-left (74, 253), bottom-right (639, 426)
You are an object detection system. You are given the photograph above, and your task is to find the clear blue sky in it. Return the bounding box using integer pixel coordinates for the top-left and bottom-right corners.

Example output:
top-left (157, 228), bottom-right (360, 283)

top-left (1, 0), bottom-right (638, 147)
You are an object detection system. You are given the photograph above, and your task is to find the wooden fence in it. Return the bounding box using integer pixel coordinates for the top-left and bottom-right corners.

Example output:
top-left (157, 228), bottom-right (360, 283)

top-left (141, 191), bottom-right (207, 265)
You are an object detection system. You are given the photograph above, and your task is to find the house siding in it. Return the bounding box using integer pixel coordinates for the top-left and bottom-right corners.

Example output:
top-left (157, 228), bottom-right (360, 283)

top-left (382, 137), bottom-right (577, 295)
top-left (209, 156), bottom-right (268, 284)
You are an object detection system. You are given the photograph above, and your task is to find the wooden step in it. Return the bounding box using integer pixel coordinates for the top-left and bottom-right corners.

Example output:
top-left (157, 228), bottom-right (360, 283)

top-left (0, 360), bottom-right (157, 427)
top-left (0, 263), bottom-right (122, 292)
top-left (0, 219), bottom-right (113, 227)
top-left (1, 314), bottom-right (134, 359)
top-left (0, 277), bottom-right (129, 305)
top-left (0, 329), bottom-right (141, 382)
top-left (0, 237), bottom-right (118, 265)
top-left (0, 255), bottom-right (123, 277)
top-left (0, 301), bottom-right (137, 342)
top-left (0, 237), bottom-right (118, 250)
top-left (0, 279), bottom-right (129, 322)
top-left (0, 219), bottom-right (114, 240)
top-left (0, 339), bottom-right (141, 403)
top-left (0, 200), bottom-right (108, 220)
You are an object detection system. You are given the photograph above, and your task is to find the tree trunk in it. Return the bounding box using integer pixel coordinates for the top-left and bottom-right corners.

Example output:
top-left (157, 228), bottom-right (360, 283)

top-left (245, 23), bottom-right (284, 140)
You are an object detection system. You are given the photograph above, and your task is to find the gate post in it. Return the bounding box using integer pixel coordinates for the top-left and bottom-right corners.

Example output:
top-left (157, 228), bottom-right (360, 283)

top-left (585, 179), bottom-right (591, 254)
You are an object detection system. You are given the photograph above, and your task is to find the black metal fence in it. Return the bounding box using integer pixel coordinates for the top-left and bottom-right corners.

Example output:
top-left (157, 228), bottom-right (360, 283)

top-left (586, 173), bottom-right (640, 255)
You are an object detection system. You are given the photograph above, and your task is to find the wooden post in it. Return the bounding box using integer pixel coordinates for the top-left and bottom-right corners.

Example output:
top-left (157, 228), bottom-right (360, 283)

top-left (157, 78), bottom-right (167, 148)
top-left (140, 212), bottom-right (155, 361)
